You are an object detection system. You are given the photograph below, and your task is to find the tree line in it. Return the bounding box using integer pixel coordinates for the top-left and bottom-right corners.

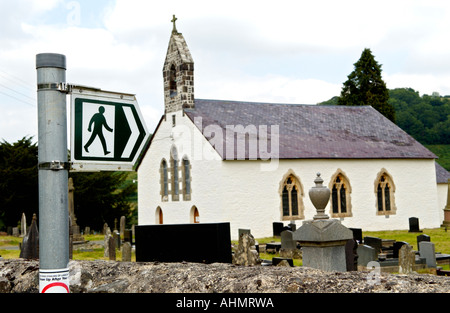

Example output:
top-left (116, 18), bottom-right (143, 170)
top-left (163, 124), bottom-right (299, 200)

top-left (0, 137), bottom-right (136, 231)
top-left (320, 48), bottom-right (450, 146)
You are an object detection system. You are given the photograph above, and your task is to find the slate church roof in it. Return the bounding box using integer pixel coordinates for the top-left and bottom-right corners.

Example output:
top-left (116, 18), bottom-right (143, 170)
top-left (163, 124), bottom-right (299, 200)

top-left (184, 99), bottom-right (437, 160)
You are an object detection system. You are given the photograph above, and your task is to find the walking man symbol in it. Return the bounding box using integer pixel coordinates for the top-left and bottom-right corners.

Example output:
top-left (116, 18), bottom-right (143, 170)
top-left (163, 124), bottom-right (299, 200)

top-left (84, 106), bottom-right (113, 155)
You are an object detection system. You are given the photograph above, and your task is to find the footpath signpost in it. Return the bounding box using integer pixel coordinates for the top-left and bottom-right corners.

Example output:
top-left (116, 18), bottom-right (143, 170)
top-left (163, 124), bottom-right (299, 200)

top-left (36, 53), bottom-right (70, 293)
top-left (70, 86), bottom-right (149, 172)
top-left (36, 53), bottom-right (150, 293)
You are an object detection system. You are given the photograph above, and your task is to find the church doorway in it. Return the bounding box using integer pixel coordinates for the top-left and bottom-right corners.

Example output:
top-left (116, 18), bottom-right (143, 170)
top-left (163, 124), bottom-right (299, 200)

top-left (190, 206), bottom-right (200, 223)
top-left (156, 207), bottom-right (163, 224)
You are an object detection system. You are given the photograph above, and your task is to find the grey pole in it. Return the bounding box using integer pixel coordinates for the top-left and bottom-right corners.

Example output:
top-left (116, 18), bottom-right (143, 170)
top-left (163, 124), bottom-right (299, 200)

top-left (36, 53), bottom-right (70, 293)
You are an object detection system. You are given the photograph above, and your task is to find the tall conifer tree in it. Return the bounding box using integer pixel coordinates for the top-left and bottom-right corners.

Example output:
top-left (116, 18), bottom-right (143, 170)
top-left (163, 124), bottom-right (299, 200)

top-left (338, 48), bottom-right (395, 122)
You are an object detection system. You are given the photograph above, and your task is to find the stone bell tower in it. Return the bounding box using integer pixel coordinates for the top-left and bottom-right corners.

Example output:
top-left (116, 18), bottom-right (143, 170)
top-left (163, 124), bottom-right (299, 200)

top-left (163, 15), bottom-right (195, 114)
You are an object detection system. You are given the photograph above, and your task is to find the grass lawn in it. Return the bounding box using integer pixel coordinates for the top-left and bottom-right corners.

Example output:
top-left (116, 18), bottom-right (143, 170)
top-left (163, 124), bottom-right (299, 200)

top-left (2, 228), bottom-right (449, 267)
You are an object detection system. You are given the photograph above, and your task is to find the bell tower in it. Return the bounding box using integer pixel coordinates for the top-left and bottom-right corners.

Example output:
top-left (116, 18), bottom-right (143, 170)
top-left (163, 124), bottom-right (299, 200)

top-left (163, 15), bottom-right (195, 114)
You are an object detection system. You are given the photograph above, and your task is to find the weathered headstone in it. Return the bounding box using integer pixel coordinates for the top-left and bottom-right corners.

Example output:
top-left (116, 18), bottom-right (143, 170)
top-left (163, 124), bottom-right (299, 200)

top-left (357, 244), bottom-right (377, 268)
top-left (120, 216), bottom-right (125, 238)
top-left (408, 217), bottom-right (422, 233)
top-left (19, 214), bottom-right (39, 260)
top-left (103, 227), bottom-right (112, 257)
top-left (232, 233), bottom-right (261, 266)
top-left (280, 230), bottom-right (300, 259)
top-left (12, 227), bottom-right (19, 237)
top-left (20, 213), bottom-right (27, 237)
top-left (280, 230), bottom-right (296, 250)
top-left (417, 234), bottom-right (430, 252)
top-left (122, 241), bottom-right (132, 262)
top-left (84, 226), bottom-right (91, 236)
top-left (123, 229), bottom-right (132, 243)
top-left (113, 230), bottom-right (121, 249)
top-left (419, 241), bottom-right (436, 268)
top-left (399, 244), bottom-right (415, 274)
top-left (108, 236), bottom-right (116, 261)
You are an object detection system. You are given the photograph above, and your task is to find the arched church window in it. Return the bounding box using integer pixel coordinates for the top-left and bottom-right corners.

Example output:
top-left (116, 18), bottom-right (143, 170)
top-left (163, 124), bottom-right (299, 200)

top-left (171, 146), bottom-right (179, 201)
top-left (182, 157), bottom-right (191, 200)
top-left (169, 64), bottom-right (177, 97)
top-left (160, 159), bottom-right (168, 201)
top-left (280, 173), bottom-right (304, 221)
top-left (375, 170), bottom-right (396, 216)
top-left (329, 171), bottom-right (352, 218)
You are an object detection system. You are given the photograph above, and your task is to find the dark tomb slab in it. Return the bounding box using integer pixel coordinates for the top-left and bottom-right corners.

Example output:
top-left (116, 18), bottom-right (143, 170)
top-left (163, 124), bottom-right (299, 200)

top-left (272, 257), bottom-right (294, 267)
top-left (408, 217), bottom-right (422, 233)
top-left (350, 228), bottom-right (362, 244)
top-left (135, 222), bottom-right (232, 263)
top-left (392, 241), bottom-right (408, 258)
top-left (273, 222), bottom-right (284, 237)
top-left (417, 234), bottom-right (430, 252)
top-left (363, 236), bottom-right (382, 256)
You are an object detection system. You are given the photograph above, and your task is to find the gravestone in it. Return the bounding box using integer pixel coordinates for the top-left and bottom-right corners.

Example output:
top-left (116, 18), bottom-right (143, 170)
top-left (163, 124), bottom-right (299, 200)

top-left (103, 227), bottom-right (112, 257)
top-left (408, 217), bottom-right (422, 233)
top-left (345, 239), bottom-right (358, 271)
top-left (19, 214), bottom-right (39, 260)
top-left (113, 230), bottom-right (121, 249)
top-left (417, 234), bottom-right (430, 252)
top-left (280, 230), bottom-right (300, 259)
top-left (419, 241), bottom-right (436, 268)
top-left (122, 241), bottom-right (132, 262)
top-left (272, 257), bottom-right (293, 267)
top-left (273, 222), bottom-right (284, 237)
top-left (135, 223), bottom-right (232, 263)
top-left (108, 236), bottom-right (116, 261)
top-left (357, 245), bottom-right (377, 268)
top-left (120, 216), bottom-right (125, 238)
top-left (392, 241), bottom-right (408, 258)
top-left (12, 227), bottom-right (19, 237)
top-left (280, 230), bottom-right (296, 250)
top-left (350, 228), bottom-right (362, 244)
top-left (399, 244), bottom-right (415, 274)
top-left (232, 233), bottom-right (260, 266)
top-left (363, 236), bottom-right (382, 256)
top-left (20, 213), bottom-right (26, 237)
top-left (238, 229), bottom-right (251, 238)
top-left (123, 229), bottom-right (132, 243)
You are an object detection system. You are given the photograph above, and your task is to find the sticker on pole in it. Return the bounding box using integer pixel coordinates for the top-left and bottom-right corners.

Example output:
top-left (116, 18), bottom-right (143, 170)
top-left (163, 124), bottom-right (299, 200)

top-left (39, 268), bottom-right (70, 293)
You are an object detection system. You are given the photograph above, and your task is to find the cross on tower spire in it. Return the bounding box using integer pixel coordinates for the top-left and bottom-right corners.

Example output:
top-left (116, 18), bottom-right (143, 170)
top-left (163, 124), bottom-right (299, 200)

top-left (171, 15), bottom-right (178, 34)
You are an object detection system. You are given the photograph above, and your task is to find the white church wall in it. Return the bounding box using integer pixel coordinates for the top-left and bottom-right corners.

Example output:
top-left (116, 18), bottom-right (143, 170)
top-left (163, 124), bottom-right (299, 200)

top-left (437, 182), bottom-right (448, 224)
top-left (138, 114), bottom-right (442, 240)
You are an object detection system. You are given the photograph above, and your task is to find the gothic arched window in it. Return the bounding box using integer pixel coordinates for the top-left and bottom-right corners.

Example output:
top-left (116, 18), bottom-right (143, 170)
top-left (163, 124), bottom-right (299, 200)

top-left (279, 172), bottom-right (304, 221)
top-left (169, 64), bottom-right (177, 97)
top-left (160, 159), bottom-right (168, 201)
top-left (171, 146), bottom-right (179, 201)
top-left (329, 171), bottom-right (352, 218)
top-left (182, 156), bottom-right (191, 200)
top-left (375, 170), bottom-right (396, 215)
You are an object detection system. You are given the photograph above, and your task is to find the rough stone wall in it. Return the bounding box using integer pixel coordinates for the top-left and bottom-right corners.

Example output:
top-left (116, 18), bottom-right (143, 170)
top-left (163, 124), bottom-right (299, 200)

top-left (1, 259), bottom-right (450, 293)
top-left (163, 33), bottom-right (195, 114)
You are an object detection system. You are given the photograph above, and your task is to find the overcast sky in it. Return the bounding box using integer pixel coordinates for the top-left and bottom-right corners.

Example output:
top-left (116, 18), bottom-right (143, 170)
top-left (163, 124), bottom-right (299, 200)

top-left (1, 0), bottom-right (450, 143)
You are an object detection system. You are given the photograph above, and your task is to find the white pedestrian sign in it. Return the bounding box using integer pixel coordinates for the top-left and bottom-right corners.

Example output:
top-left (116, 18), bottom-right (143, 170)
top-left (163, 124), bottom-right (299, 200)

top-left (70, 86), bottom-right (150, 171)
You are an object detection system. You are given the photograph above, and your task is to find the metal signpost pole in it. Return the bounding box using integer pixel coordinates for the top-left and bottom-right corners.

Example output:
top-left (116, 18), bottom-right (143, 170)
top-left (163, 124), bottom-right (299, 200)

top-left (36, 53), bottom-right (70, 293)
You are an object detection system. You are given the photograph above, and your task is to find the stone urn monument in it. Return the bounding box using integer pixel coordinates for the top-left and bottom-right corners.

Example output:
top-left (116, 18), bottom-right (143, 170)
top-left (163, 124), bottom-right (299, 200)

top-left (293, 173), bottom-right (353, 272)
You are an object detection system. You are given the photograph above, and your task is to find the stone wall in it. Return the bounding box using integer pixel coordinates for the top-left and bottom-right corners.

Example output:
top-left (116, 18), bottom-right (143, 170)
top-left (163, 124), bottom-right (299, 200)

top-left (1, 259), bottom-right (450, 293)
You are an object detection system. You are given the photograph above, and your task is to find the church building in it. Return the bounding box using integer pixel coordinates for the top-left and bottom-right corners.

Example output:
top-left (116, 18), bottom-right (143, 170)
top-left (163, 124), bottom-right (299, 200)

top-left (137, 18), bottom-right (448, 240)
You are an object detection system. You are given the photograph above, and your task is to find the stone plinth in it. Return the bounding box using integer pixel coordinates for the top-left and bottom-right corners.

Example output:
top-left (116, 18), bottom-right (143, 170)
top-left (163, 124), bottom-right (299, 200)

top-left (294, 219), bottom-right (353, 272)
top-left (293, 173), bottom-right (353, 272)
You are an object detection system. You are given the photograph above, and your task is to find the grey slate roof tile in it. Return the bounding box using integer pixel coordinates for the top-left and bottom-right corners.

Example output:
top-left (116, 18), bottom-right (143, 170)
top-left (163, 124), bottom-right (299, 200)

top-left (184, 99), bottom-right (437, 160)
